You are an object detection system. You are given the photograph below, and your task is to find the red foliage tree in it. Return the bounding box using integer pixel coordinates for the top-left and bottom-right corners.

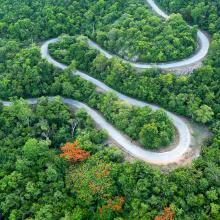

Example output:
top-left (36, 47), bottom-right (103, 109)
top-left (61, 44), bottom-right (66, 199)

top-left (60, 140), bottom-right (90, 162)
top-left (155, 207), bottom-right (175, 220)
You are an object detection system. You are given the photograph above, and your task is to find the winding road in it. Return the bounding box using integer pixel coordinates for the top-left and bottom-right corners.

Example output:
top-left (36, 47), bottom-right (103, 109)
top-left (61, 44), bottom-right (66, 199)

top-left (39, 38), bottom-right (191, 165)
top-left (39, 0), bottom-right (210, 164)
top-left (1, 0), bottom-right (209, 165)
top-left (88, 0), bottom-right (210, 71)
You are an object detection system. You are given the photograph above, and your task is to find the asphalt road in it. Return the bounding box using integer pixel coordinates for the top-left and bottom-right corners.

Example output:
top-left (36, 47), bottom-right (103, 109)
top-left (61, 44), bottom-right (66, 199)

top-left (39, 39), bottom-right (192, 165)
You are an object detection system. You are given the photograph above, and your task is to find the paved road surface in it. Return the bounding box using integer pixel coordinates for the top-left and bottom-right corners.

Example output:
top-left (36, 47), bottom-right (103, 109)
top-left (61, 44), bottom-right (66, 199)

top-left (39, 39), bottom-right (192, 165)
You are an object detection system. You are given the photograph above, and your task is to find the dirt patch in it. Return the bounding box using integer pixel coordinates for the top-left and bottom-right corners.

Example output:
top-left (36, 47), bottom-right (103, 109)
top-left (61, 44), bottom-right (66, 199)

top-left (160, 120), bottom-right (211, 171)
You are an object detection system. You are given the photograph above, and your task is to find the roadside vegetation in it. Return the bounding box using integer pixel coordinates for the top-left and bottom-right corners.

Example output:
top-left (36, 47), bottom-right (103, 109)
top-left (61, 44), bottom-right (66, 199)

top-left (0, 0), bottom-right (220, 219)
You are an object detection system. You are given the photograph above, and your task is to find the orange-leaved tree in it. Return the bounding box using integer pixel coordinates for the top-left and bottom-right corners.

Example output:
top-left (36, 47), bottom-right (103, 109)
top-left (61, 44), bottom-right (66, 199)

top-left (155, 207), bottom-right (175, 220)
top-left (60, 140), bottom-right (90, 162)
top-left (99, 196), bottom-right (125, 214)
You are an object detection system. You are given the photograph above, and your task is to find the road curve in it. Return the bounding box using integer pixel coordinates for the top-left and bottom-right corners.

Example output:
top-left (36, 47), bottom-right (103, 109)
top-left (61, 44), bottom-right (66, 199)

top-left (40, 38), bottom-right (192, 165)
top-left (87, 0), bottom-right (210, 70)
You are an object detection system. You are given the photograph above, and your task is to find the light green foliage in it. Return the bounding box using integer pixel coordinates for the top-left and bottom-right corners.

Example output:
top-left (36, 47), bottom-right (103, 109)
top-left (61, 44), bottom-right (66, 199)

top-left (193, 105), bottom-right (214, 123)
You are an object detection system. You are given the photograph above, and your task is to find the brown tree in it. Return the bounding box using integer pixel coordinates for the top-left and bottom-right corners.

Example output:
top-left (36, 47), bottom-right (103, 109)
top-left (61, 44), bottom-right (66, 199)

top-left (99, 196), bottom-right (125, 214)
top-left (155, 207), bottom-right (175, 220)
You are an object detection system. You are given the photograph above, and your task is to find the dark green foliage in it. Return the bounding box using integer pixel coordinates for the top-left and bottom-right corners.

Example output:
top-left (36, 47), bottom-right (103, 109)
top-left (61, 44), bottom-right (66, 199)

top-left (157, 0), bottom-right (220, 34)
top-left (0, 0), bottom-right (220, 219)
top-left (0, 45), bottom-right (58, 98)
top-left (0, 0), bottom-right (196, 62)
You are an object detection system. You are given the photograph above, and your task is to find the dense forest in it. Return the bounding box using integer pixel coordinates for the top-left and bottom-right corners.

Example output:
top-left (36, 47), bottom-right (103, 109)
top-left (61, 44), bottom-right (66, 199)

top-left (0, 0), bottom-right (220, 219)
top-left (0, 0), bottom-right (197, 62)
